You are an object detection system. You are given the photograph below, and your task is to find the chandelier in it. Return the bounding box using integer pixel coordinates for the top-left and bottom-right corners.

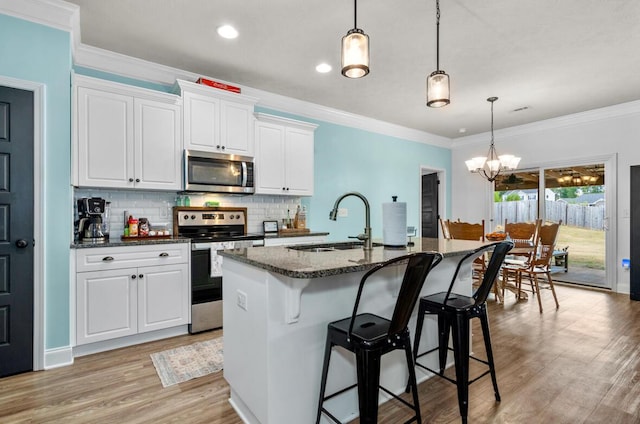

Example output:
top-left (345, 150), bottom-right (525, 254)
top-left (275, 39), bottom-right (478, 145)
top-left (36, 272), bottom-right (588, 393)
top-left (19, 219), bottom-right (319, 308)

top-left (465, 97), bottom-right (520, 182)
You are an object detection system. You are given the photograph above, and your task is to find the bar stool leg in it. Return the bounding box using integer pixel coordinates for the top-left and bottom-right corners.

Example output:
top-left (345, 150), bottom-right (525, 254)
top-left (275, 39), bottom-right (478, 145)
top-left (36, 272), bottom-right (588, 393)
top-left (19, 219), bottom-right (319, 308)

top-left (412, 302), bottom-right (427, 363)
top-left (451, 313), bottom-right (470, 424)
top-left (356, 349), bottom-right (381, 424)
top-left (479, 309), bottom-right (500, 401)
top-left (315, 332), bottom-right (334, 424)
top-left (404, 341), bottom-right (422, 423)
top-left (437, 313), bottom-right (451, 374)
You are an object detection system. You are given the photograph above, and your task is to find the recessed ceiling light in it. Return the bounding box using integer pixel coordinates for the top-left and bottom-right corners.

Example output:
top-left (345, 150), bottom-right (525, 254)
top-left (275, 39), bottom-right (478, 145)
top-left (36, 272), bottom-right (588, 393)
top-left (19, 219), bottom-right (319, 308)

top-left (459, 128), bottom-right (467, 134)
top-left (217, 25), bottom-right (238, 39)
top-left (316, 63), bottom-right (332, 73)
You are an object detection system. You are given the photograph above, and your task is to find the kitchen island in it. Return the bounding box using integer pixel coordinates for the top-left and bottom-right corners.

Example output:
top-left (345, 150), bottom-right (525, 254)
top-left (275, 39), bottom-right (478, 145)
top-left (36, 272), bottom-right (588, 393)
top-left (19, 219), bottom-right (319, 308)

top-left (219, 238), bottom-right (488, 424)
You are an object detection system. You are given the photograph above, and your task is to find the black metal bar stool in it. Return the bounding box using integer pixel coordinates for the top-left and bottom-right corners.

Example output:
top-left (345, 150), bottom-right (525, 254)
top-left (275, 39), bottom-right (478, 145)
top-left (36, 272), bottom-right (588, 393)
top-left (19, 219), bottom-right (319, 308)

top-left (411, 241), bottom-right (513, 424)
top-left (315, 252), bottom-right (443, 424)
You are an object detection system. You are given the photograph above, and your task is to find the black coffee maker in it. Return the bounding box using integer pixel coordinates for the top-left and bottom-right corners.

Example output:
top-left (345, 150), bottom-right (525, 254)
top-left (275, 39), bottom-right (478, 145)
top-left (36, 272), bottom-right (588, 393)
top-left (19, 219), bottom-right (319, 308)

top-left (77, 197), bottom-right (108, 242)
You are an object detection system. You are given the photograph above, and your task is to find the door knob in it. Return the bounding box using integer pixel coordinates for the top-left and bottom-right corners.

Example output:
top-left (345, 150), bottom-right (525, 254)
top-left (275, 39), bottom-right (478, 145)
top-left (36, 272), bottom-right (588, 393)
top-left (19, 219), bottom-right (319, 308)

top-left (15, 239), bottom-right (28, 248)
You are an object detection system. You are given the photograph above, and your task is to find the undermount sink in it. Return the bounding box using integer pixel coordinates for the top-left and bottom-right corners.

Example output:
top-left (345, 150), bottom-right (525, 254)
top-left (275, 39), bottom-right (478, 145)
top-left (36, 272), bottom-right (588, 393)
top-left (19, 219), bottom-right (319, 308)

top-left (288, 241), bottom-right (382, 252)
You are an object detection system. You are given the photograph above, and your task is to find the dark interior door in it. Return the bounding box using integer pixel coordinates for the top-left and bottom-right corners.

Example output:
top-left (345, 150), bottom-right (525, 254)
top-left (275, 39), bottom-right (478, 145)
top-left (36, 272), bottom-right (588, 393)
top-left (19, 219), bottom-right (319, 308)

top-left (631, 165), bottom-right (640, 301)
top-left (421, 173), bottom-right (439, 238)
top-left (0, 86), bottom-right (34, 377)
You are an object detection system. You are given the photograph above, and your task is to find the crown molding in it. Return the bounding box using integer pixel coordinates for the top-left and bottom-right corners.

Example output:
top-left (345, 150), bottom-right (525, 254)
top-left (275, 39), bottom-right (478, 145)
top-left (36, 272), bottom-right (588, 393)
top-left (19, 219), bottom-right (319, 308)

top-left (0, 0), bottom-right (78, 35)
top-left (74, 44), bottom-right (451, 148)
top-left (2, 0), bottom-right (451, 148)
top-left (453, 100), bottom-right (640, 149)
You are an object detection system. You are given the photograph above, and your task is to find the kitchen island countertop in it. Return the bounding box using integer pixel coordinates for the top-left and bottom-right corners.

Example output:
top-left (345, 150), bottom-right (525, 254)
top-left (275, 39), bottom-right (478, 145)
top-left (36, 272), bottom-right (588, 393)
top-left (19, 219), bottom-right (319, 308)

top-left (219, 237), bottom-right (487, 278)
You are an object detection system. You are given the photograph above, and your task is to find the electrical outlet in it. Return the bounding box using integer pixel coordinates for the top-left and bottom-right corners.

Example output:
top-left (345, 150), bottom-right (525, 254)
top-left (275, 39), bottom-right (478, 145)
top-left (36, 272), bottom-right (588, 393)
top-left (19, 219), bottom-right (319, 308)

top-left (338, 208), bottom-right (348, 217)
top-left (237, 290), bottom-right (248, 311)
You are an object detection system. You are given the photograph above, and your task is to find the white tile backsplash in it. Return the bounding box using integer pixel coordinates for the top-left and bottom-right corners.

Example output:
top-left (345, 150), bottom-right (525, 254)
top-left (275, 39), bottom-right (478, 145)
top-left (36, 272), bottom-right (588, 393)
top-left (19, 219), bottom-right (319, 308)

top-left (74, 189), bottom-right (303, 236)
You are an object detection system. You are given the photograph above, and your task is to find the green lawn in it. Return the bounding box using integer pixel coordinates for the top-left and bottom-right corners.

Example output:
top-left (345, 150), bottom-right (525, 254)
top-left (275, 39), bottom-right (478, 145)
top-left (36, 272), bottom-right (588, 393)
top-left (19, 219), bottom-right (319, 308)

top-left (555, 225), bottom-right (605, 270)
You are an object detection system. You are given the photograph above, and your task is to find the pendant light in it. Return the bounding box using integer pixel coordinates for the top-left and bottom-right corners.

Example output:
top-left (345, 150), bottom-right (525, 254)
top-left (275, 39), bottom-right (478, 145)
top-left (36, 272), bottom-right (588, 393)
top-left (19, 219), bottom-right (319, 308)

top-left (341, 0), bottom-right (369, 78)
top-left (426, 0), bottom-right (450, 107)
top-left (465, 97), bottom-right (521, 182)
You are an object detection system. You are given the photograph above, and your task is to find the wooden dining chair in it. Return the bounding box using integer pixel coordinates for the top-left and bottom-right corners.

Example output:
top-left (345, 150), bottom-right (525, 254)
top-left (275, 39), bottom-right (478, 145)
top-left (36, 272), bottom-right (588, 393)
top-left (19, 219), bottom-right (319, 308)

top-left (502, 221), bottom-right (562, 312)
top-left (439, 218), bottom-right (451, 239)
top-left (447, 220), bottom-right (486, 288)
top-left (447, 219), bottom-right (485, 242)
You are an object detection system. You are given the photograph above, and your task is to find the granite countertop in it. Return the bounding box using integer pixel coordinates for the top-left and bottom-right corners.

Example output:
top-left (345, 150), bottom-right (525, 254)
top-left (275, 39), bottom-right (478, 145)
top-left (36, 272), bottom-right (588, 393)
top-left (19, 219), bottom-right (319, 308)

top-left (71, 236), bottom-right (191, 249)
top-left (264, 231), bottom-right (329, 239)
top-left (219, 238), bottom-right (490, 279)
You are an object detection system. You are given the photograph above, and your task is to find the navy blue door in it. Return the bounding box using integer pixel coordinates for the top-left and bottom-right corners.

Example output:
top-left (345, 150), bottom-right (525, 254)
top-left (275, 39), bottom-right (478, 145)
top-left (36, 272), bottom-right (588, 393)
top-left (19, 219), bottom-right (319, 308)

top-left (0, 86), bottom-right (34, 377)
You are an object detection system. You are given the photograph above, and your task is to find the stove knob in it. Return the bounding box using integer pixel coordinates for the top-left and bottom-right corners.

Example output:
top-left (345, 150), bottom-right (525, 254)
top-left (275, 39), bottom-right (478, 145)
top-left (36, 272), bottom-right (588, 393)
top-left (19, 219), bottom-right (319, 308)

top-left (230, 215), bottom-right (234, 219)
top-left (183, 215), bottom-right (189, 220)
top-left (236, 214), bottom-right (241, 219)
top-left (191, 215), bottom-right (196, 220)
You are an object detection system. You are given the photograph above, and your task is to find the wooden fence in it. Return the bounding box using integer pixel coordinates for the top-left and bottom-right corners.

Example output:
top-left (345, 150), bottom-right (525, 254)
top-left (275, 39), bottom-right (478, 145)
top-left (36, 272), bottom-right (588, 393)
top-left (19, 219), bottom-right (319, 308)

top-left (494, 200), bottom-right (605, 230)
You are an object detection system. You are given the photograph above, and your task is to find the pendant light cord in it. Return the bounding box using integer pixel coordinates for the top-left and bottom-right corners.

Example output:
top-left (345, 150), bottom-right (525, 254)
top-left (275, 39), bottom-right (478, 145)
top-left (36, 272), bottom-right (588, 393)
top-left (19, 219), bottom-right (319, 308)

top-left (490, 99), bottom-right (495, 145)
top-left (436, 0), bottom-right (440, 70)
top-left (354, 0), bottom-right (358, 29)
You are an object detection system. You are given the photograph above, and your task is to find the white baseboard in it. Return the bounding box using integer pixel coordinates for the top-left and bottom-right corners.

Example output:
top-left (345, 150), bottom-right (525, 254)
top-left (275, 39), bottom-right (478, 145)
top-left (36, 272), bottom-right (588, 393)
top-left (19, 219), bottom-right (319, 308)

top-left (44, 346), bottom-right (74, 370)
top-left (73, 325), bottom-right (189, 358)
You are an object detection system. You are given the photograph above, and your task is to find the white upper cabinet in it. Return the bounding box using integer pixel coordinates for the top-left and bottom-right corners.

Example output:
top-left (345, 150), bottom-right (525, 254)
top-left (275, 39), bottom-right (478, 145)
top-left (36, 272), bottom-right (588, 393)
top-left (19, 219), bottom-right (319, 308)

top-left (73, 75), bottom-right (182, 190)
top-left (176, 79), bottom-right (258, 156)
top-left (254, 113), bottom-right (317, 196)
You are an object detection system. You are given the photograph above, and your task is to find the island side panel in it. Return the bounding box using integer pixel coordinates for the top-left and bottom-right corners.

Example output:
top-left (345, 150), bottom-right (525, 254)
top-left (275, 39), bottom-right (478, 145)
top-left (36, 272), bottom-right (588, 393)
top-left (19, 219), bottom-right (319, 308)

top-left (223, 259), bottom-right (270, 424)
top-left (224, 252), bottom-right (473, 424)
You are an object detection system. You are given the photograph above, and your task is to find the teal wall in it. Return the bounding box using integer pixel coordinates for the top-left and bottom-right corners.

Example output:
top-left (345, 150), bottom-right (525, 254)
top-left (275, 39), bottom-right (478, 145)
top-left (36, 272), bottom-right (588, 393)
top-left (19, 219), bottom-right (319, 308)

top-left (0, 13), bottom-right (451, 354)
top-left (0, 14), bottom-right (72, 349)
top-left (255, 107), bottom-right (451, 241)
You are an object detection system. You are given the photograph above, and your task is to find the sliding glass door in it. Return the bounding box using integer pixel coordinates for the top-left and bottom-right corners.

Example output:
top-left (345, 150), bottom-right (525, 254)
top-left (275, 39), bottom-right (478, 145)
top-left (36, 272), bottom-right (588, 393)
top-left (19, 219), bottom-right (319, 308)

top-left (492, 160), bottom-right (612, 289)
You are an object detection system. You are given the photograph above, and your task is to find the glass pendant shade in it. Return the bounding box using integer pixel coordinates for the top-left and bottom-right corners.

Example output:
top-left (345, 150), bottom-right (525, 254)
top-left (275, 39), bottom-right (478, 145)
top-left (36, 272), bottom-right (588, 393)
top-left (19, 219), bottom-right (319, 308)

top-left (427, 70), bottom-right (450, 107)
top-left (341, 29), bottom-right (370, 78)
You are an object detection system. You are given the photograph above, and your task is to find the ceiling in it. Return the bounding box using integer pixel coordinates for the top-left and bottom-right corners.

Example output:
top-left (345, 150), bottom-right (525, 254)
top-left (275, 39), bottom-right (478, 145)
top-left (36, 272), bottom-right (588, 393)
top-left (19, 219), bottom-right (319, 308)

top-left (66, 0), bottom-right (640, 139)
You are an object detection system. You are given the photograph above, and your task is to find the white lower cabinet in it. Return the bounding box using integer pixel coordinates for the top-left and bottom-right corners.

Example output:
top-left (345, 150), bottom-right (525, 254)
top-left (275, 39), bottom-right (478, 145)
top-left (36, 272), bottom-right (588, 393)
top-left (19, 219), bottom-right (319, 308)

top-left (75, 244), bottom-right (190, 346)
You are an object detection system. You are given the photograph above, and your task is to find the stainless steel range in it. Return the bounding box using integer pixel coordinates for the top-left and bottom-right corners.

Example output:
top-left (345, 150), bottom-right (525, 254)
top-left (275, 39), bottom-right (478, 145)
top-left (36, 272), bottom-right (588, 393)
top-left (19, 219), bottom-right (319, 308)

top-left (174, 207), bottom-right (263, 333)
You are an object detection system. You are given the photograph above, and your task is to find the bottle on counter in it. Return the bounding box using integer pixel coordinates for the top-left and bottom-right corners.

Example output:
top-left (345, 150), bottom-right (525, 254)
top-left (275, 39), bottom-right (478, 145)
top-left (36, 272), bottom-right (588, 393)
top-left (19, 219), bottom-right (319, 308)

top-left (293, 205), bottom-right (300, 229)
top-left (139, 218), bottom-right (149, 236)
top-left (298, 206), bottom-right (307, 229)
top-left (128, 215), bottom-right (139, 237)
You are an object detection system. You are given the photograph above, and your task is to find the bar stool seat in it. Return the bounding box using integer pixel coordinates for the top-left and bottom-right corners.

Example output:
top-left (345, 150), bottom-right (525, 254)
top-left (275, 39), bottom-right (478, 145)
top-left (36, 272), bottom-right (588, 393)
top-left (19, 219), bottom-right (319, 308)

top-left (315, 252), bottom-right (442, 424)
top-left (412, 241), bottom-right (513, 424)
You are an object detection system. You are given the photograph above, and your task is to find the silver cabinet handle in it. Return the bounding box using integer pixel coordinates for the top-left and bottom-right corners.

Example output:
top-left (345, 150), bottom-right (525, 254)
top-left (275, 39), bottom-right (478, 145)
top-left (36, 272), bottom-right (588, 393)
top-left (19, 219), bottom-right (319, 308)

top-left (159, 252), bottom-right (169, 257)
top-left (102, 256), bottom-right (114, 261)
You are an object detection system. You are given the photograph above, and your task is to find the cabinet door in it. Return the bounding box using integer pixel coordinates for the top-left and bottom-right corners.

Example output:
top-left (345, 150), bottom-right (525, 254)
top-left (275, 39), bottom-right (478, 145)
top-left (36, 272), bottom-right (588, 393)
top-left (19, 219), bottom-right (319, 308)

top-left (134, 99), bottom-right (182, 190)
top-left (76, 268), bottom-right (138, 345)
top-left (284, 127), bottom-right (314, 196)
top-left (183, 91), bottom-right (220, 151)
top-left (255, 121), bottom-right (286, 194)
top-left (137, 263), bottom-right (189, 333)
top-left (77, 87), bottom-right (134, 188)
top-left (221, 100), bottom-right (254, 155)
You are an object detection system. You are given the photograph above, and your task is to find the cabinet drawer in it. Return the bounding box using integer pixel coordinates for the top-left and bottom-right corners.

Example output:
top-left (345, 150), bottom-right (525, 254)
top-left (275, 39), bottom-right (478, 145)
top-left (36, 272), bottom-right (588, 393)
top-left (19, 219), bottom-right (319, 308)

top-left (76, 243), bottom-right (189, 273)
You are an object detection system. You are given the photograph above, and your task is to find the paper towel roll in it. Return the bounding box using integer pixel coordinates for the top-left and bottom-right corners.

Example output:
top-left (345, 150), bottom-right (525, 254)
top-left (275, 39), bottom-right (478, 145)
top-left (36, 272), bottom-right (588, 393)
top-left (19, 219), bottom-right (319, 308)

top-left (383, 201), bottom-right (407, 247)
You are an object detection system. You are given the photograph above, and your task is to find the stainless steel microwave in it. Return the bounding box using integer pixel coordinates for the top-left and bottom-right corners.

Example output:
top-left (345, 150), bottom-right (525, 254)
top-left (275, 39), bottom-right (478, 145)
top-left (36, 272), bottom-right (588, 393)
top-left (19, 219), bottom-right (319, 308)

top-left (184, 150), bottom-right (255, 194)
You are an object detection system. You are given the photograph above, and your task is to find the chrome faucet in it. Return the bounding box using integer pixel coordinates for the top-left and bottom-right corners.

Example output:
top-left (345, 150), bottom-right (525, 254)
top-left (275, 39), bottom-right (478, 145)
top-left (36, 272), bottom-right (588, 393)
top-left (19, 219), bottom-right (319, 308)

top-left (329, 192), bottom-right (372, 251)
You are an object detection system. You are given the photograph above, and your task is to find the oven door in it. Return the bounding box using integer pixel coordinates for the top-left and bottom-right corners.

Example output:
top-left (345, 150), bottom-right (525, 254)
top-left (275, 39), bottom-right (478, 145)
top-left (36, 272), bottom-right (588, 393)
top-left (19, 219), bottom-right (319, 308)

top-left (191, 244), bottom-right (222, 304)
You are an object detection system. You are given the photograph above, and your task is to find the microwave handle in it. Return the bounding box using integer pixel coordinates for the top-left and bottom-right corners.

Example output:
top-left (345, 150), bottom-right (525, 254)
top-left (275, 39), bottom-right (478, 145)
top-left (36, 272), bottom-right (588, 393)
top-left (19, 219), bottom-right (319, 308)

top-left (242, 162), bottom-right (248, 187)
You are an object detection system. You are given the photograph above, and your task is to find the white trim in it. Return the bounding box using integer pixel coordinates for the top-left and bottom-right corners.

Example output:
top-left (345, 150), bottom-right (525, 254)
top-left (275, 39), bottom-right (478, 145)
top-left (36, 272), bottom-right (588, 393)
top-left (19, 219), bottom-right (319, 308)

top-left (72, 325), bottom-right (189, 358)
top-left (73, 43), bottom-right (450, 148)
top-left (453, 100), bottom-right (640, 149)
top-left (0, 75), bottom-right (46, 371)
top-left (0, 0), bottom-right (78, 33)
top-left (44, 346), bottom-right (73, 370)
top-left (73, 73), bottom-right (181, 104)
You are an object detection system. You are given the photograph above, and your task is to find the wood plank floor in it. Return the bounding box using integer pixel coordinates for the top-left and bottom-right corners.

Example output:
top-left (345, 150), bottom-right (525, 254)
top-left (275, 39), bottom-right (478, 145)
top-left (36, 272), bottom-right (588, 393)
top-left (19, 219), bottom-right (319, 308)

top-left (1, 284), bottom-right (640, 423)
